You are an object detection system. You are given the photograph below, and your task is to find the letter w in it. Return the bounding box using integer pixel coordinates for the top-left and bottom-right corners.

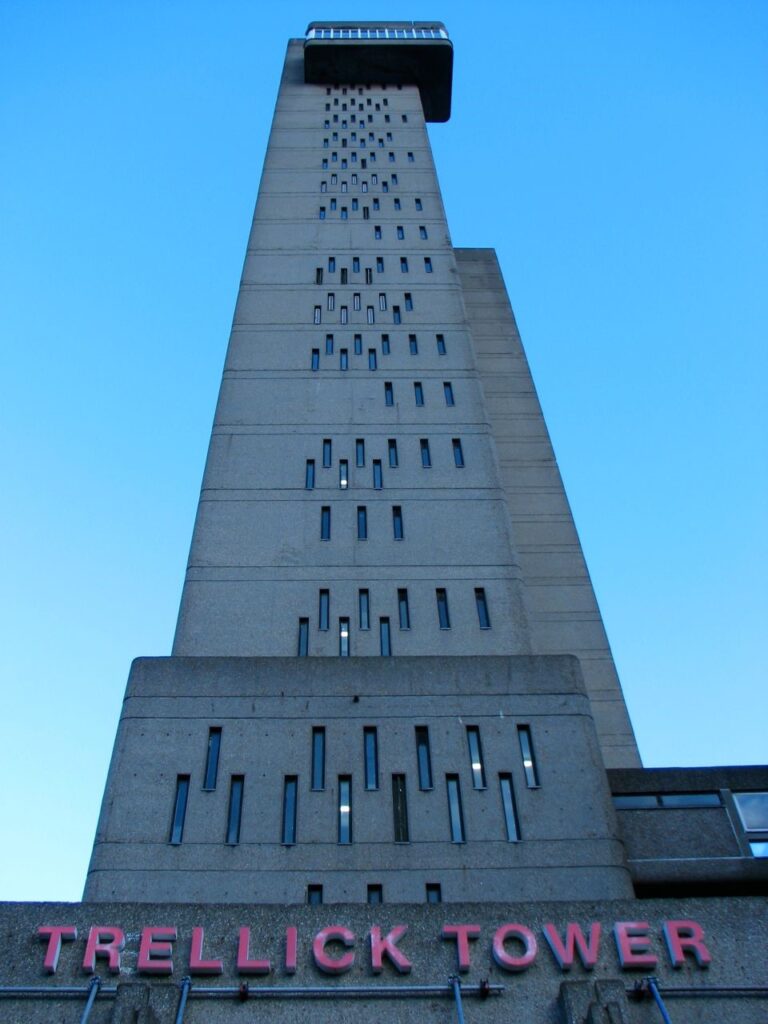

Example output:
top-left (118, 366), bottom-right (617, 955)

top-left (543, 923), bottom-right (601, 970)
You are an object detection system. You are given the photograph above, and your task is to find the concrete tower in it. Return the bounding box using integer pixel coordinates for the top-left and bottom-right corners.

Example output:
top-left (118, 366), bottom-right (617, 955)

top-left (86, 22), bottom-right (641, 905)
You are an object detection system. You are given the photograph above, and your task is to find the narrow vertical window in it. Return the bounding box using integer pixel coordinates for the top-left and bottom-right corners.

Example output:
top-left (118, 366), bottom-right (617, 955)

top-left (420, 226), bottom-right (428, 239)
top-left (518, 726), bottom-right (540, 787)
top-left (424, 256), bottom-right (433, 272)
top-left (311, 727), bottom-right (325, 791)
top-left (415, 197), bottom-right (423, 211)
top-left (356, 438), bottom-right (365, 467)
top-left (393, 305), bottom-right (402, 324)
top-left (340, 305), bottom-right (348, 324)
top-left (365, 267), bottom-right (373, 284)
top-left (319, 589), bottom-right (330, 631)
top-left (340, 348), bottom-right (348, 370)
top-left (426, 883), bottom-right (442, 903)
top-left (409, 334), bottom-right (418, 355)
top-left (414, 382), bottom-right (424, 406)
top-left (500, 774), bottom-right (521, 841)
top-left (436, 588), bottom-right (450, 629)
top-left (452, 438), bottom-right (464, 467)
top-left (321, 506), bottom-right (331, 540)
top-left (446, 775), bottom-right (465, 842)
top-left (404, 293), bottom-right (413, 311)
top-left (282, 776), bottom-right (298, 845)
top-left (319, 207), bottom-right (326, 220)
top-left (368, 349), bottom-right (377, 370)
top-left (415, 727), bottom-right (433, 789)
top-left (374, 225), bottom-right (382, 239)
top-left (367, 884), bottom-right (383, 904)
top-left (340, 206), bottom-right (348, 220)
top-left (357, 505), bottom-right (368, 540)
top-left (384, 382), bottom-right (394, 406)
top-left (407, 151), bottom-right (415, 162)
top-left (326, 333), bottom-right (334, 354)
top-left (444, 382), bottom-right (455, 406)
top-left (436, 333), bottom-right (446, 355)
top-left (396, 225), bottom-right (404, 239)
top-left (359, 588), bottom-right (370, 630)
top-left (297, 618), bottom-right (309, 656)
top-left (339, 459), bottom-right (348, 489)
top-left (388, 439), bottom-right (398, 467)
top-left (394, 197), bottom-right (401, 211)
top-left (226, 775), bottom-right (244, 844)
top-left (392, 506), bottom-right (404, 540)
top-left (379, 617), bottom-right (392, 655)
top-left (307, 884), bottom-right (323, 905)
top-left (169, 775), bottom-right (190, 844)
top-left (203, 728), bottom-right (222, 791)
top-left (466, 727), bottom-right (486, 789)
top-left (354, 333), bottom-right (362, 354)
top-left (323, 438), bottom-right (332, 467)
top-left (392, 774), bottom-right (410, 842)
top-left (381, 334), bottom-right (390, 354)
top-left (373, 460), bottom-right (383, 489)
top-left (367, 306), bottom-right (375, 324)
top-left (339, 617), bottom-right (350, 657)
top-left (378, 292), bottom-right (387, 311)
top-left (316, 267), bottom-right (324, 284)
top-left (475, 588), bottom-right (491, 629)
top-left (353, 255), bottom-right (360, 270)
top-left (400, 257), bottom-right (409, 272)
top-left (311, 348), bottom-right (320, 371)
top-left (376, 256), bottom-right (384, 272)
top-left (364, 727), bottom-right (379, 790)
top-left (327, 292), bottom-right (335, 311)
top-left (328, 256), bottom-right (336, 272)
top-left (398, 588), bottom-right (410, 629)
top-left (338, 776), bottom-right (352, 844)
top-left (353, 291), bottom-right (361, 310)
top-left (314, 305), bottom-right (322, 323)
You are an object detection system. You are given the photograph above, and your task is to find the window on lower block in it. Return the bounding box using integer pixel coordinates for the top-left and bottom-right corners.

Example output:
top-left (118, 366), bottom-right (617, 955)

top-left (415, 198), bottom-right (423, 211)
top-left (500, 774), bottom-right (521, 841)
top-left (392, 305), bottom-right (401, 323)
top-left (311, 727), bottom-right (325, 791)
top-left (339, 617), bottom-right (350, 657)
top-left (475, 588), bottom-right (491, 629)
top-left (426, 883), bottom-right (442, 903)
top-left (420, 226), bottom-right (428, 240)
top-left (376, 256), bottom-right (384, 272)
top-left (354, 334), bottom-right (362, 354)
top-left (323, 438), bottom-right (332, 467)
top-left (314, 306), bottom-right (321, 324)
top-left (420, 439), bottom-right (431, 468)
top-left (466, 726), bottom-right (486, 789)
top-left (436, 333), bottom-right (446, 355)
top-left (436, 588), bottom-right (450, 629)
top-left (203, 728), bottom-right (222, 791)
top-left (321, 506), bottom-right (331, 541)
top-left (364, 727), bottom-right (379, 790)
top-left (374, 225), bottom-right (382, 239)
top-left (316, 267), bottom-right (324, 284)
top-left (340, 348), bottom-right (348, 370)
top-left (373, 460), bottom-right (383, 489)
top-left (359, 588), bottom-right (370, 630)
top-left (367, 306), bottom-right (375, 324)
top-left (339, 459), bottom-right (348, 489)
top-left (368, 349), bottom-right (377, 370)
top-left (226, 775), bottom-right (244, 844)
top-left (169, 775), bottom-right (190, 844)
top-left (452, 438), bottom-right (464, 467)
top-left (396, 225), bottom-right (404, 240)
top-left (398, 588), bottom-right (410, 629)
top-left (379, 617), bottom-right (392, 656)
top-left (384, 382), bottom-right (394, 406)
top-left (356, 438), bottom-right (365, 467)
top-left (338, 776), bottom-right (352, 844)
top-left (307, 884), bottom-right (323, 905)
top-left (446, 774), bottom-right (465, 842)
top-left (353, 291), bottom-right (361, 310)
top-left (392, 506), bottom-right (404, 539)
top-left (388, 438), bottom-right (398, 467)
top-left (282, 776), bottom-right (298, 845)
top-left (444, 382), bottom-right (455, 406)
top-left (409, 334), bottom-right (418, 355)
top-left (414, 382), bottom-right (424, 406)
top-left (357, 506), bottom-right (368, 540)
top-left (365, 267), bottom-right (373, 284)
top-left (340, 306), bottom-right (348, 324)
top-left (404, 293), bottom-right (413, 311)
top-left (325, 333), bottom-right (334, 354)
top-left (328, 256), bottom-right (336, 272)
top-left (518, 725), bottom-right (540, 787)
top-left (297, 618), bottom-right (309, 656)
top-left (400, 257), bottom-right (409, 273)
top-left (367, 884), bottom-right (383, 904)
top-left (415, 726), bottom-right (433, 790)
top-left (381, 333), bottom-right (390, 354)
top-left (311, 348), bottom-right (320, 371)
top-left (392, 774), bottom-right (410, 842)
top-left (319, 589), bottom-right (330, 631)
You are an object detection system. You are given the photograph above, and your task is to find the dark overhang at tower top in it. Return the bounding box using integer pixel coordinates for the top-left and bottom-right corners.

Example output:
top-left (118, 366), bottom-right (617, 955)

top-left (304, 22), bottom-right (453, 122)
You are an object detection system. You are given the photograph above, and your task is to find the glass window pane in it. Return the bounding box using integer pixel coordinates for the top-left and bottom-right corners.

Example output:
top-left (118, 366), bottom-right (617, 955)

top-left (467, 726), bottom-right (486, 788)
top-left (297, 618), bottom-right (309, 656)
top-left (518, 725), bottom-right (539, 787)
top-left (169, 775), bottom-right (190, 844)
top-left (203, 728), bottom-right (221, 791)
top-left (500, 774), bottom-right (520, 841)
top-left (398, 588), bottom-right (410, 629)
top-left (364, 727), bottom-right (379, 790)
top-left (380, 617), bottom-right (391, 655)
top-left (392, 774), bottom-right (409, 842)
top-left (613, 794), bottom-right (659, 809)
top-left (338, 776), bottom-right (352, 843)
top-left (339, 617), bottom-right (350, 657)
top-left (416, 726), bottom-right (433, 789)
top-left (436, 588), bottom-right (450, 629)
top-left (659, 793), bottom-right (721, 808)
top-left (282, 776), bottom-right (298, 844)
top-left (319, 589), bottom-right (330, 630)
top-left (359, 588), bottom-right (370, 629)
top-left (426, 883), bottom-right (442, 903)
top-left (734, 792), bottom-right (768, 831)
top-left (311, 727), bottom-right (325, 790)
top-left (475, 588), bottom-right (491, 628)
top-left (446, 775), bottom-right (465, 842)
top-left (367, 884), bottom-right (383, 903)
top-left (226, 776), bottom-right (243, 844)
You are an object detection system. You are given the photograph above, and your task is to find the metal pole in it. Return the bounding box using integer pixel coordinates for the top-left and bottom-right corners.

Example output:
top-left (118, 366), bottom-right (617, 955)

top-left (449, 975), bottom-right (466, 1024)
top-left (79, 977), bottom-right (101, 1024)
top-left (647, 978), bottom-right (673, 1024)
top-left (175, 976), bottom-right (192, 1024)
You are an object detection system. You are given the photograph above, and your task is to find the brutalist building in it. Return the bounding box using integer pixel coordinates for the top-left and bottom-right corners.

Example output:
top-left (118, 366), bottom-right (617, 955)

top-left (3, 23), bottom-right (766, 1024)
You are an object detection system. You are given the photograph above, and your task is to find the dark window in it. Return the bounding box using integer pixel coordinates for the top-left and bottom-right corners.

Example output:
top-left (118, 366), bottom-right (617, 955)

top-left (338, 776), bottom-right (352, 844)
top-left (396, 225), bottom-right (404, 240)
top-left (446, 775), bottom-right (465, 842)
top-left (475, 588), bottom-right (491, 629)
top-left (353, 256), bottom-right (360, 271)
top-left (365, 267), bottom-right (373, 284)
top-left (321, 506), bottom-right (331, 540)
top-left (354, 334), bottom-right (362, 354)
top-left (297, 618), bottom-right (309, 656)
top-left (311, 348), bottom-right (320, 371)
top-left (660, 793), bottom-right (723, 809)
top-left (368, 349), bottom-right (377, 370)
top-left (376, 257), bottom-right (384, 272)
top-left (359, 588), bottom-right (370, 630)
top-left (325, 333), bottom-right (334, 354)
top-left (392, 506), bottom-right (404, 539)
top-left (357, 505), bottom-right (368, 540)
top-left (420, 439), bottom-right (431, 468)
top-left (466, 726), bottom-right (486, 789)
top-left (398, 588), bottom-right (410, 629)
top-left (367, 306), bottom-right (375, 324)
top-left (414, 382), bottom-right (424, 406)
top-left (353, 290), bottom-right (360, 309)
top-left (203, 728), bottom-right (221, 791)
top-left (323, 438), bottom-right (332, 467)
top-left (415, 727), bottom-right (433, 789)
top-left (319, 208), bottom-right (326, 220)
top-left (340, 348), bottom-right (348, 370)
top-left (444, 382), bottom-right (455, 406)
top-left (436, 333), bottom-right (446, 355)
top-left (373, 460), bottom-right (383, 489)
top-left (226, 775), bottom-right (244, 844)
top-left (426, 883), bottom-right (442, 903)
top-left (339, 617), bottom-right (350, 657)
top-left (500, 774), bottom-right (521, 841)
top-left (328, 257), bottom-right (336, 272)
top-left (169, 775), bottom-right (190, 844)
top-left (409, 334), bottom-right (418, 354)
top-left (415, 198), bottom-right (423, 211)
top-left (307, 884), bottom-right (323, 905)
top-left (367, 884), bottom-right (383, 904)
top-left (339, 459), bottom-right (348, 489)
top-left (356, 438), bottom-right (365, 467)
top-left (282, 776), bottom-right (298, 845)
top-left (407, 151), bottom-right (415, 162)
top-left (388, 439), bottom-right (398, 467)
top-left (314, 305), bottom-right (322, 324)
top-left (381, 334), bottom-right (390, 354)
top-left (364, 727), bottom-right (379, 790)
top-left (436, 588), bottom-right (450, 629)
top-left (392, 774), bottom-right (410, 842)
top-left (384, 381), bottom-right (394, 406)
top-left (374, 225), bottom-right (382, 239)
top-left (316, 267), bottom-right (324, 284)
top-left (378, 292), bottom-right (387, 311)
top-left (400, 257), bottom-right (409, 273)
top-left (420, 226), bottom-right (428, 240)
top-left (394, 197), bottom-right (401, 210)
top-left (424, 257), bottom-right (433, 272)
top-left (341, 268), bottom-right (348, 284)
top-left (311, 727), bottom-right (325, 790)
top-left (404, 293), bottom-right (413, 312)
top-left (379, 616), bottom-right (392, 655)
top-left (319, 589), bottom-right (330, 630)
top-left (518, 726), bottom-right (540, 787)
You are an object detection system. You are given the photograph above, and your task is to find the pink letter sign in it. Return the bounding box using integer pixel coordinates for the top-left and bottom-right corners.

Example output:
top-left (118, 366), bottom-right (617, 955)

top-left (313, 926), bottom-right (355, 974)
top-left (82, 927), bottom-right (125, 975)
top-left (441, 924), bottom-right (481, 973)
top-left (137, 927), bottom-right (177, 975)
top-left (543, 923), bottom-right (602, 970)
top-left (189, 926), bottom-right (223, 975)
top-left (613, 922), bottom-right (658, 969)
top-left (492, 924), bottom-right (538, 972)
top-left (663, 920), bottom-right (712, 968)
top-left (369, 925), bottom-right (412, 974)
top-left (38, 926), bottom-right (77, 974)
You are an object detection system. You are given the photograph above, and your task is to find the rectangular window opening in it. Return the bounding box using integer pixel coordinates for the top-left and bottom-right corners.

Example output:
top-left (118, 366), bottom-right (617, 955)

top-left (364, 727), bottom-right (379, 790)
top-left (392, 773), bottom-right (410, 842)
top-left (298, 618), bottom-right (309, 657)
top-left (338, 776), bottom-right (352, 844)
top-left (226, 775), bottom-right (244, 845)
top-left (311, 727), bottom-right (326, 791)
top-left (373, 459), bottom-right (383, 490)
top-left (446, 774), bottom-right (465, 843)
top-left (307, 884), bottom-right (323, 905)
top-left (426, 883), bottom-right (442, 903)
top-left (420, 439), bottom-right (431, 468)
top-left (379, 617), bottom-right (392, 656)
top-left (392, 506), bottom-right (404, 540)
top-left (321, 506), bottom-right (331, 541)
top-left (357, 505), bottom-right (368, 540)
top-left (203, 728), bottom-right (221, 791)
top-left (398, 588), bottom-right (410, 629)
top-left (500, 774), bottom-right (521, 841)
top-left (367, 884), bottom-right (383, 904)
top-left (388, 438), bottom-right (398, 467)
top-left (319, 589), bottom-right (330, 631)
top-left (169, 775), bottom-right (190, 844)
top-left (466, 726), bottom-right (486, 789)
top-left (518, 726), bottom-right (540, 787)
top-left (475, 588), bottom-right (491, 629)
top-left (416, 727), bottom-right (433, 790)
top-left (359, 588), bottom-right (370, 630)
top-left (436, 588), bottom-right (451, 629)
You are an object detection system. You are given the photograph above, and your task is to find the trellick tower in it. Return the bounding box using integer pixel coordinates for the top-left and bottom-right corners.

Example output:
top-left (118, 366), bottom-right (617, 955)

top-left (86, 23), bottom-right (639, 907)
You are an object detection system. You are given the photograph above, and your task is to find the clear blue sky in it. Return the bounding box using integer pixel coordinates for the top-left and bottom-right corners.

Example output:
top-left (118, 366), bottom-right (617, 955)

top-left (1, 1), bottom-right (765, 901)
